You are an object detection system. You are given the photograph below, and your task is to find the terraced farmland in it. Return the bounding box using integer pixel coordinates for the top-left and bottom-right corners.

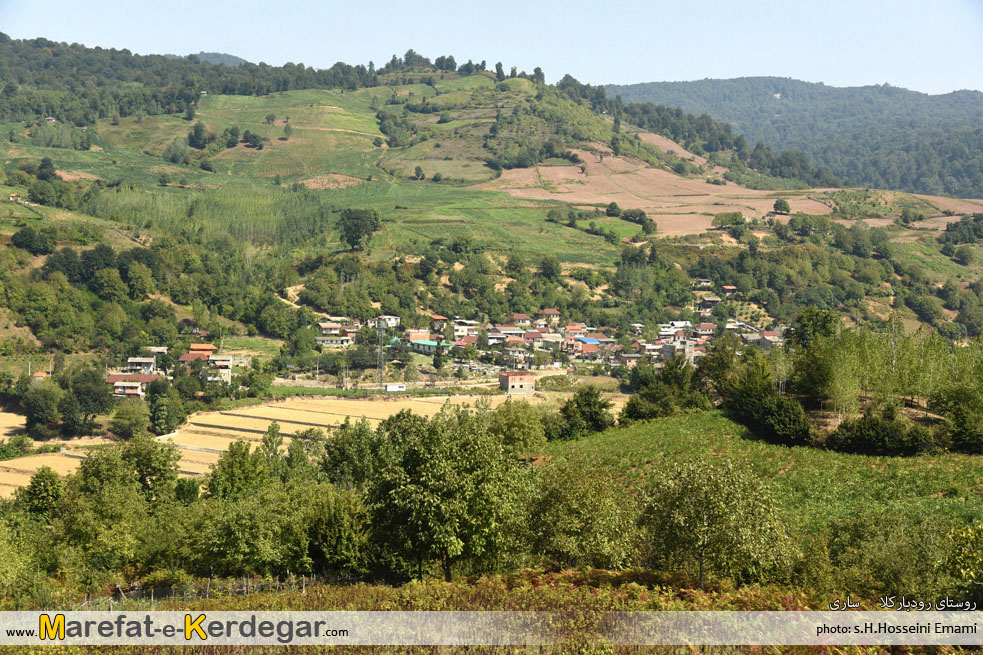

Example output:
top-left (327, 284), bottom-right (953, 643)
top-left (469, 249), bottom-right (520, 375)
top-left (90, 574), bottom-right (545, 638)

top-left (160, 394), bottom-right (532, 478)
top-left (0, 452), bottom-right (84, 499)
top-left (1, 390), bottom-right (630, 496)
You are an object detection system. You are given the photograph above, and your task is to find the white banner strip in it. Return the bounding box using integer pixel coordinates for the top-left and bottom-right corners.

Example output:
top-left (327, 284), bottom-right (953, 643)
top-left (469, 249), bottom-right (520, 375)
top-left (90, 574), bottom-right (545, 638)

top-left (606, 611), bottom-right (982, 646)
top-left (0, 610), bottom-right (980, 646)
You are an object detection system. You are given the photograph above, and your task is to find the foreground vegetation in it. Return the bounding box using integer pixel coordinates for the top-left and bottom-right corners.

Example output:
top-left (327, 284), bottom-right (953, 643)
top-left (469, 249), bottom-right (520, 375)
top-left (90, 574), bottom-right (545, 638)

top-left (1, 396), bottom-right (979, 613)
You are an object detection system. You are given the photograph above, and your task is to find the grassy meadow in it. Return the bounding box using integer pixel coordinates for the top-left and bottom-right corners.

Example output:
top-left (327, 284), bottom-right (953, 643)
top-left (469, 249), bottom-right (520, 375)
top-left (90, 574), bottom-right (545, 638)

top-left (545, 410), bottom-right (983, 533)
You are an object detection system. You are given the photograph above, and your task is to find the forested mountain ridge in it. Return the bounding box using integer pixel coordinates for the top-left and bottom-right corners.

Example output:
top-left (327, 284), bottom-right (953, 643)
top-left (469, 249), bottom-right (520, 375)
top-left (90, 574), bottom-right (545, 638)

top-left (605, 77), bottom-right (983, 197)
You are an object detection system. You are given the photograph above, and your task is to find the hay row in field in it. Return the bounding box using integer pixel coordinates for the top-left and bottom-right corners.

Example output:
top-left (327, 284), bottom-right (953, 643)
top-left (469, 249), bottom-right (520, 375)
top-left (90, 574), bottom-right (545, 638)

top-left (217, 411), bottom-right (340, 430)
top-left (166, 432), bottom-right (253, 451)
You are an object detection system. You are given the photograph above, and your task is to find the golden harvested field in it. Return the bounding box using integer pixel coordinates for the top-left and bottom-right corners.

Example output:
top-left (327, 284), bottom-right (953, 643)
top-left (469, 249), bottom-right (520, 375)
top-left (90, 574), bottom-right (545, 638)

top-left (187, 413), bottom-right (319, 434)
top-left (0, 392), bottom-right (595, 496)
top-left (166, 432), bottom-right (259, 452)
top-left (0, 469), bottom-right (32, 499)
top-left (0, 409), bottom-right (26, 438)
top-left (168, 394), bottom-right (534, 463)
top-left (1, 452), bottom-right (83, 476)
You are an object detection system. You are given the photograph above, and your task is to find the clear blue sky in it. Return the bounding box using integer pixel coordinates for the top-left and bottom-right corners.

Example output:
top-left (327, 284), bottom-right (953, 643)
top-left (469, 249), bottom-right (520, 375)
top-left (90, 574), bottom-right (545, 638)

top-left (1, 0), bottom-right (980, 94)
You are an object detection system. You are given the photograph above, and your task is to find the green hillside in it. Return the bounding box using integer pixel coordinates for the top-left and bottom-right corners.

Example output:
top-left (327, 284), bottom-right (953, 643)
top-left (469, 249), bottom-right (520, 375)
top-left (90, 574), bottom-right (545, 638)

top-left (606, 77), bottom-right (983, 197)
top-left (1, 72), bottom-right (684, 265)
top-left (545, 411), bottom-right (982, 533)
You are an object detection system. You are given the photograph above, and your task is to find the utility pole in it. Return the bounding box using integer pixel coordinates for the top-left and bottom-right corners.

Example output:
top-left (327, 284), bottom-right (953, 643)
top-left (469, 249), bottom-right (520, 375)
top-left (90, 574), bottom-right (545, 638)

top-left (377, 324), bottom-right (386, 386)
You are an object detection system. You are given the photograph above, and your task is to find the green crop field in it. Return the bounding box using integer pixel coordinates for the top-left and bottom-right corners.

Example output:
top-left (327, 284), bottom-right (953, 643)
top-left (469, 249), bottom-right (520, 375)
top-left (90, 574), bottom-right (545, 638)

top-left (545, 411), bottom-right (983, 533)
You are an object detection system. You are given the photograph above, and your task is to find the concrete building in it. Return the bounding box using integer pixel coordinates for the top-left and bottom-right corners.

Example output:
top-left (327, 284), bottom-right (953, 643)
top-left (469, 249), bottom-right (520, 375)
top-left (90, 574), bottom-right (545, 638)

top-left (373, 315), bottom-right (401, 329)
top-left (126, 357), bottom-right (156, 374)
top-left (316, 334), bottom-right (352, 348)
top-left (499, 371), bottom-right (536, 395)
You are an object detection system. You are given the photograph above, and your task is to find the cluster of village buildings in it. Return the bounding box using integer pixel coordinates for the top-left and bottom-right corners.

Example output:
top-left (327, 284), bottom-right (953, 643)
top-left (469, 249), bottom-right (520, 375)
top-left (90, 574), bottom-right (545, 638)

top-left (316, 303), bottom-right (786, 388)
top-left (92, 285), bottom-right (786, 399)
top-left (105, 341), bottom-right (251, 399)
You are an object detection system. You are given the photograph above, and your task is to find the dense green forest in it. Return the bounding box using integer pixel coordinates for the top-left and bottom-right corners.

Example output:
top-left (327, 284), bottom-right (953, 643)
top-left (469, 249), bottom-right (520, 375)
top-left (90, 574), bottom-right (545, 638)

top-left (606, 77), bottom-right (983, 197)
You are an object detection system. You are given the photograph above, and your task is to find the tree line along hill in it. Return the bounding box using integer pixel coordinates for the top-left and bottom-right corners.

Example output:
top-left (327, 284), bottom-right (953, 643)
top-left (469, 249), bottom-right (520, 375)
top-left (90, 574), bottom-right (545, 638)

top-left (606, 76), bottom-right (983, 198)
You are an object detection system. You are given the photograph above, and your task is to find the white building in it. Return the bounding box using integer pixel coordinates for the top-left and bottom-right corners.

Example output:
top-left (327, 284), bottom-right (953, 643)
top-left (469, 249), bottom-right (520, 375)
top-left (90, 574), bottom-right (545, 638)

top-left (373, 315), bottom-right (401, 329)
top-left (126, 357), bottom-right (156, 374)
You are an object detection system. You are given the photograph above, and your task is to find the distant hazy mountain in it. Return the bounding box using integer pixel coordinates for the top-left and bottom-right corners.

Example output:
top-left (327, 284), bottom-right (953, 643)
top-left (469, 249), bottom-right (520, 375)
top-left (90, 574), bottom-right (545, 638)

top-left (164, 52), bottom-right (249, 67)
top-left (606, 77), bottom-right (983, 197)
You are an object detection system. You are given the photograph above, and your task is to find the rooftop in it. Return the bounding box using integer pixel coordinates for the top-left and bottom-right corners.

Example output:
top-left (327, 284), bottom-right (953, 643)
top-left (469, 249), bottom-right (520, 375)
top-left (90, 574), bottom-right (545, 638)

top-left (106, 374), bottom-right (160, 384)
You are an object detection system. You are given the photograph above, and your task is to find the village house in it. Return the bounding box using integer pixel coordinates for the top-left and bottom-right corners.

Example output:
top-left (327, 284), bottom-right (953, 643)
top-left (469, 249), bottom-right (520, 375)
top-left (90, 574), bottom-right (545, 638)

top-left (189, 343), bottom-right (218, 353)
top-left (405, 328), bottom-right (431, 343)
top-left (618, 353), bottom-right (643, 369)
top-left (505, 347), bottom-right (531, 368)
top-left (428, 313), bottom-right (448, 332)
top-left (208, 355), bottom-right (233, 371)
top-left (499, 371), bottom-right (536, 395)
top-left (112, 381), bottom-right (143, 398)
top-left (316, 333), bottom-right (353, 348)
top-left (373, 315), bottom-right (401, 329)
top-left (523, 330), bottom-right (544, 346)
top-left (658, 324), bottom-right (679, 339)
top-left (205, 368), bottom-right (233, 384)
top-left (564, 323), bottom-right (587, 338)
top-left (410, 339), bottom-right (452, 356)
top-left (694, 323), bottom-right (716, 337)
top-left (700, 295), bottom-right (722, 310)
top-left (126, 357), bottom-right (156, 374)
top-left (317, 322), bottom-right (343, 336)
top-left (496, 324), bottom-right (525, 338)
top-left (511, 313), bottom-right (532, 327)
top-left (504, 335), bottom-right (525, 347)
top-left (452, 335), bottom-right (478, 352)
top-left (663, 340), bottom-right (701, 365)
top-left (579, 343), bottom-right (601, 360)
top-left (744, 330), bottom-right (783, 351)
top-left (585, 332), bottom-right (616, 348)
top-left (486, 328), bottom-right (506, 345)
top-left (178, 351), bottom-right (210, 363)
top-left (538, 332), bottom-right (564, 350)
top-left (145, 346), bottom-right (168, 356)
top-left (722, 285), bottom-right (738, 297)
top-left (106, 373), bottom-right (160, 398)
top-left (537, 308), bottom-right (561, 325)
top-left (452, 319), bottom-right (481, 340)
